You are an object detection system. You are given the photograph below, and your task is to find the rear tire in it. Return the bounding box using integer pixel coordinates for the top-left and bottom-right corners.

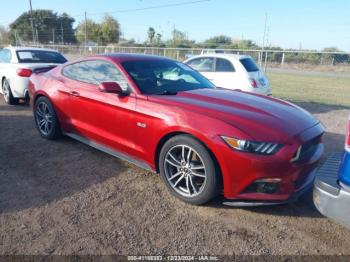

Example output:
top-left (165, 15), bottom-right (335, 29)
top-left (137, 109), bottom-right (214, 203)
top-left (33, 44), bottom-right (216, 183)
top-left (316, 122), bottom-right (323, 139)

top-left (34, 96), bottom-right (61, 140)
top-left (24, 91), bottom-right (30, 104)
top-left (2, 79), bottom-right (18, 105)
top-left (159, 135), bottom-right (220, 205)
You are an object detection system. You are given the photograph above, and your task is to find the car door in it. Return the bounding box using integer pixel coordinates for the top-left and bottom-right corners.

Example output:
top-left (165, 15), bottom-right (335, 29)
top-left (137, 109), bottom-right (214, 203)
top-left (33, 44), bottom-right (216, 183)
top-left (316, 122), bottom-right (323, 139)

top-left (61, 59), bottom-right (138, 156)
top-left (212, 58), bottom-right (239, 89)
top-left (185, 57), bottom-right (215, 82)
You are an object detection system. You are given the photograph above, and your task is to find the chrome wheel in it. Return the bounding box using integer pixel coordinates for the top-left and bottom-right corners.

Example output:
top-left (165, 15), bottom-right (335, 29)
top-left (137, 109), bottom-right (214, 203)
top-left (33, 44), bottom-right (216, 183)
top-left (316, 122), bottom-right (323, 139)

top-left (164, 145), bottom-right (207, 198)
top-left (35, 101), bottom-right (53, 136)
top-left (3, 80), bottom-right (10, 103)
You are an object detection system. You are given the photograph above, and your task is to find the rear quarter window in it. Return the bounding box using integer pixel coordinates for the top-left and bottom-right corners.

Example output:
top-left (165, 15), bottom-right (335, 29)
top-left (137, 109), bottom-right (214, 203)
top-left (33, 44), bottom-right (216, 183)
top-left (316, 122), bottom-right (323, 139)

top-left (62, 60), bottom-right (129, 89)
top-left (216, 58), bottom-right (235, 72)
top-left (240, 58), bottom-right (259, 72)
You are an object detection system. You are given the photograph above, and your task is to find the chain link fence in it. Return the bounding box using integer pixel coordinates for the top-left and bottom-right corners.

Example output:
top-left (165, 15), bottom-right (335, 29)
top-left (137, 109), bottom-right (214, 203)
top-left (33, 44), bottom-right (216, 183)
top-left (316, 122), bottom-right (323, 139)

top-left (29, 44), bottom-right (350, 73)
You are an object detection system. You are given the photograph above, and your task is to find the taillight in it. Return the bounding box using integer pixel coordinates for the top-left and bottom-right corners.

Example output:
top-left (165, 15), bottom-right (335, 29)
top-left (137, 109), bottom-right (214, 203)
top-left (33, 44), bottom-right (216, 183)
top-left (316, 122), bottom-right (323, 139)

top-left (16, 68), bottom-right (32, 77)
top-left (250, 78), bottom-right (258, 88)
top-left (346, 118), bottom-right (350, 151)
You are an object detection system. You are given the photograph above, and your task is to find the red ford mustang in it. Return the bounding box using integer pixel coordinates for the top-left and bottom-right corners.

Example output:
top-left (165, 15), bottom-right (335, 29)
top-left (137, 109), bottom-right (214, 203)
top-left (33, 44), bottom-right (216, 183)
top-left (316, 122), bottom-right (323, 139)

top-left (28, 54), bottom-right (324, 205)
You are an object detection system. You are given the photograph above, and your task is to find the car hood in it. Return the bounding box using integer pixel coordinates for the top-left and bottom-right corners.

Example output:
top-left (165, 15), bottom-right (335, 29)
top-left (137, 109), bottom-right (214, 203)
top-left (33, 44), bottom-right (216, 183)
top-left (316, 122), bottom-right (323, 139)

top-left (149, 88), bottom-right (319, 142)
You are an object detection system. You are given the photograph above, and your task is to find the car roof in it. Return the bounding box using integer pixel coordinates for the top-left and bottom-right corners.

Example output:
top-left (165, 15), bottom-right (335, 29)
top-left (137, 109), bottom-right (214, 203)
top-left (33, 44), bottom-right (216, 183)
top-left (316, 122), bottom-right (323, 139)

top-left (4, 46), bottom-right (59, 53)
top-left (91, 53), bottom-right (176, 63)
top-left (187, 53), bottom-right (251, 60)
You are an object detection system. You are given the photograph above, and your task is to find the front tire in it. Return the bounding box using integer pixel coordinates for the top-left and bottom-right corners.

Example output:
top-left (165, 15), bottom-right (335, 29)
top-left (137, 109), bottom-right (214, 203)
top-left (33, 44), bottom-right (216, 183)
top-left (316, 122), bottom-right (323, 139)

top-left (34, 97), bottom-right (61, 140)
top-left (159, 135), bottom-right (220, 205)
top-left (2, 79), bottom-right (18, 105)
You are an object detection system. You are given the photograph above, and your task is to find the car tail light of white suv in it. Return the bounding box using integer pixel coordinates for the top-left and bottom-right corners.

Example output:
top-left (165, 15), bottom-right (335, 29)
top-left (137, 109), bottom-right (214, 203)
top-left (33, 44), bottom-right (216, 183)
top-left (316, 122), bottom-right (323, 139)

top-left (250, 78), bottom-right (258, 88)
top-left (16, 68), bottom-right (32, 77)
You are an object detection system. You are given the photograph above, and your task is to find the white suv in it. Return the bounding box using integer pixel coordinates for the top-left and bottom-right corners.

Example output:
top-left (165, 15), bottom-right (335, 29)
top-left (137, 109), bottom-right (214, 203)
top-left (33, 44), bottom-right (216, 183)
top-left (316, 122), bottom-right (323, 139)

top-left (0, 46), bottom-right (67, 104)
top-left (184, 54), bottom-right (271, 96)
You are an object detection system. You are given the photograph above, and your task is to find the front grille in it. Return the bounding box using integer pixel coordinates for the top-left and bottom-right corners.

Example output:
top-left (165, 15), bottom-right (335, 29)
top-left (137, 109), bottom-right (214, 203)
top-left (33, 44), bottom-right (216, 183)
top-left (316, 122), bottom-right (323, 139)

top-left (292, 135), bottom-right (322, 162)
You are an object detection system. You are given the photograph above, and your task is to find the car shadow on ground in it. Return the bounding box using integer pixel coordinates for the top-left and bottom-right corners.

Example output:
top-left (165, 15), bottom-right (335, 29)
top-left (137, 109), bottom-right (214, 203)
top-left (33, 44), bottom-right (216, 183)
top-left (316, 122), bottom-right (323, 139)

top-left (208, 189), bottom-right (322, 218)
top-left (292, 101), bottom-right (349, 115)
top-left (0, 114), bottom-right (127, 214)
top-left (0, 101), bottom-right (30, 111)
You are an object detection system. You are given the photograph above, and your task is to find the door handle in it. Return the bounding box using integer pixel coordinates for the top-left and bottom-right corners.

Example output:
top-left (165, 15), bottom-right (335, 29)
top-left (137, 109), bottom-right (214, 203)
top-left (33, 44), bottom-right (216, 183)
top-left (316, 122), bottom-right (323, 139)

top-left (70, 91), bottom-right (80, 97)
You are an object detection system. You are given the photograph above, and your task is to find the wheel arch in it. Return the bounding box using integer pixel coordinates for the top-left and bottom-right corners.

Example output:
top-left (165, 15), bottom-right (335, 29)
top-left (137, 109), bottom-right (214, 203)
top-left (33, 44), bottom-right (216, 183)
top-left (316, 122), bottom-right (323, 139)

top-left (32, 93), bottom-right (58, 119)
top-left (154, 131), bottom-right (223, 189)
top-left (1, 76), bottom-right (9, 89)
top-left (33, 93), bottom-right (46, 104)
top-left (33, 91), bottom-right (53, 106)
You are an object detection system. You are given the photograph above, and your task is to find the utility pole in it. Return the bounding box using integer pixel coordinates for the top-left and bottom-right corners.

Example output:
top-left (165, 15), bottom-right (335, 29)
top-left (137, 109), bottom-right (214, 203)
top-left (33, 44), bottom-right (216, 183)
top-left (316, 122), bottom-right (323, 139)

top-left (29, 0), bottom-right (35, 44)
top-left (35, 28), bottom-right (39, 44)
top-left (61, 20), bottom-right (64, 44)
top-left (15, 30), bottom-right (18, 46)
top-left (260, 12), bottom-right (268, 69)
top-left (263, 25), bottom-right (270, 72)
top-left (84, 11), bottom-right (88, 46)
top-left (52, 29), bottom-right (55, 44)
top-left (172, 24), bottom-right (176, 46)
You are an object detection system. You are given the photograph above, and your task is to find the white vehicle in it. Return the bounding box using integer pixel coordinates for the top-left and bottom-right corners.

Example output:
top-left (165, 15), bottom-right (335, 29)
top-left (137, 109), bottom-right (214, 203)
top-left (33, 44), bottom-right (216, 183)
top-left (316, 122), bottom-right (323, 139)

top-left (184, 54), bottom-right (271, 96)
top-left (0, 46), bottom-right (67, 104)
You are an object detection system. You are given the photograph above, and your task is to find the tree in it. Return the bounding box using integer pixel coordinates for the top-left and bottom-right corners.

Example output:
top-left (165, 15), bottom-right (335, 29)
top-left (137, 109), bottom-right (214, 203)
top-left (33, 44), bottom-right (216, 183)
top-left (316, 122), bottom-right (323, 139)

top-left (9, 10), bottom-right (76, 44)
top-left (58, 13), bottom-right (76, 43)
top-left (0, 26), bottom-right (10, 46)
top-left (75, 15), bottom-right (120, 45)
top-left (100, 15), bottom-right (120, 44)
top-left (168, 29), bottom-right (194, 48)
top-left (156, 33), bottom-right (162, 46)
top-left (231, 39), bottom-right (258, 49)
top-left (147, 27), bottom-right (155, 45)
top-left (204, 35), bottom-right (232, 48)
top-left (75, 19), bottom-right (102, 44)
top-left (321, 47), bottom-right (349, 65)
top-left (322, 47), bottom-right (341, 53)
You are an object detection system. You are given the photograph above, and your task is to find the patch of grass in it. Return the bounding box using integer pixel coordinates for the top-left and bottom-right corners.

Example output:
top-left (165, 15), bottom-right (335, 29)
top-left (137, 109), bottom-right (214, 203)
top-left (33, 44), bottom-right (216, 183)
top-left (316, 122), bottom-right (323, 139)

top-left (268, 72), bottom-right (350, 107)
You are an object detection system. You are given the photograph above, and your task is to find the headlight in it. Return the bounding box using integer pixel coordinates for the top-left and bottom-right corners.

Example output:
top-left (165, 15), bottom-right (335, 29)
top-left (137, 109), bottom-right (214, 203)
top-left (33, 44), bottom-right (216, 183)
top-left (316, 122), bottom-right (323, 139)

top-left (221, 136), bottom-right (282, 155)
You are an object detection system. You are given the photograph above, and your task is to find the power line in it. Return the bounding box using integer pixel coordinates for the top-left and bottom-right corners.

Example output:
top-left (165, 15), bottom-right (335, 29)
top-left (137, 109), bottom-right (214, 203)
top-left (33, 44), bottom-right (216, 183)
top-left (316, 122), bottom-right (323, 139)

top-left (1, 0), bottom-right (211, 24)
top-left (88, 0), bottom-right (211, 16)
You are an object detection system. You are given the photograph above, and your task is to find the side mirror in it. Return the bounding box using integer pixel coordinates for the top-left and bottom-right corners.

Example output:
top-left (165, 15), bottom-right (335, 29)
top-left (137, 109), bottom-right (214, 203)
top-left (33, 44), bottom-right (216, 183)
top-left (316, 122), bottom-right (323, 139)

top-left (99, 82), bottom-right (129, 96)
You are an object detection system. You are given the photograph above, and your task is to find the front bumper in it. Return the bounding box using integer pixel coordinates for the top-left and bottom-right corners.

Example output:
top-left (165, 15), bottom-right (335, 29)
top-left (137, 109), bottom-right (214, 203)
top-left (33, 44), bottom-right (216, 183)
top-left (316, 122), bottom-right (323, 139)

top-left (223, 168), bottom-right (316, 206)
top-left (216, 122), bottom-right (324, 203)
top-left (313, 153), bottom-right (350, 229)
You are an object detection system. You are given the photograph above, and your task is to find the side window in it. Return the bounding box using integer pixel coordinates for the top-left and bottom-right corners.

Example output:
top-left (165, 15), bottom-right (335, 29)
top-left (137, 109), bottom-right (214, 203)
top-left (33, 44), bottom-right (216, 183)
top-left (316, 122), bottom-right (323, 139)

top-left (63, 60), bottom-right (129, 90)
top-left (216, 58), bottom-right (235, 72)
top-left (0, 49), bottom-right (11, 63)
top-left (186, 57), bottom-right (214, 72)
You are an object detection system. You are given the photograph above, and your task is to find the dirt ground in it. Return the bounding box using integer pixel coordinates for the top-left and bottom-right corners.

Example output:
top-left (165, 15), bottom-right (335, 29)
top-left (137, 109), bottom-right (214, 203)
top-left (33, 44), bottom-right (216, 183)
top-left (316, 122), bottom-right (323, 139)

top-left (1, 96), bottom-right (350, 256)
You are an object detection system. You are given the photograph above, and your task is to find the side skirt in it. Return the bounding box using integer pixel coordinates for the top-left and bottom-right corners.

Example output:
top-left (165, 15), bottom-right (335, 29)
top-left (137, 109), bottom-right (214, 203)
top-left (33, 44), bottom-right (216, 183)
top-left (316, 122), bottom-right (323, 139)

top-left (65, 132), bottom-right (154, 172)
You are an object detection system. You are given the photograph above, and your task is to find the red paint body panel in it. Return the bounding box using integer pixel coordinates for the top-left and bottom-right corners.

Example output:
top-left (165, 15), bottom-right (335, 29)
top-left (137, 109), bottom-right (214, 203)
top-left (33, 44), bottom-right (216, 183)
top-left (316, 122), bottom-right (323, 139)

top-left (28, 54), bottom-right (324, 201)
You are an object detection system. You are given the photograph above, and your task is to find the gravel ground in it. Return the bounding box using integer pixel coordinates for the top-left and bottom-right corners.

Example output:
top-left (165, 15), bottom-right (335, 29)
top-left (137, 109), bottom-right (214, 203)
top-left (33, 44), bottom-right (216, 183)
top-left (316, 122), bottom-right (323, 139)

top-left (1, 96), bottom-right (350, 256)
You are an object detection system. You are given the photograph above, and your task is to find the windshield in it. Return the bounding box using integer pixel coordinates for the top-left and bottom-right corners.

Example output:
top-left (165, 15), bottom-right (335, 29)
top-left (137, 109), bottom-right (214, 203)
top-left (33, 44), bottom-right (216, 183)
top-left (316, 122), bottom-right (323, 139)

top-left (16, 50), bottom-right (67, 64)
top-left (121, 60), bottom-right (216, 95)
top-left (240, 57), bottom-right (259, 72)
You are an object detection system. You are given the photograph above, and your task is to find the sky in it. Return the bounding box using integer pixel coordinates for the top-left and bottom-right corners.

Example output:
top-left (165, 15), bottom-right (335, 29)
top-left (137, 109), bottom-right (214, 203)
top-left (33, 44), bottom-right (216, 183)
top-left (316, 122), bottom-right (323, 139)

top-left (1, 0), bottom-right (350, 51)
